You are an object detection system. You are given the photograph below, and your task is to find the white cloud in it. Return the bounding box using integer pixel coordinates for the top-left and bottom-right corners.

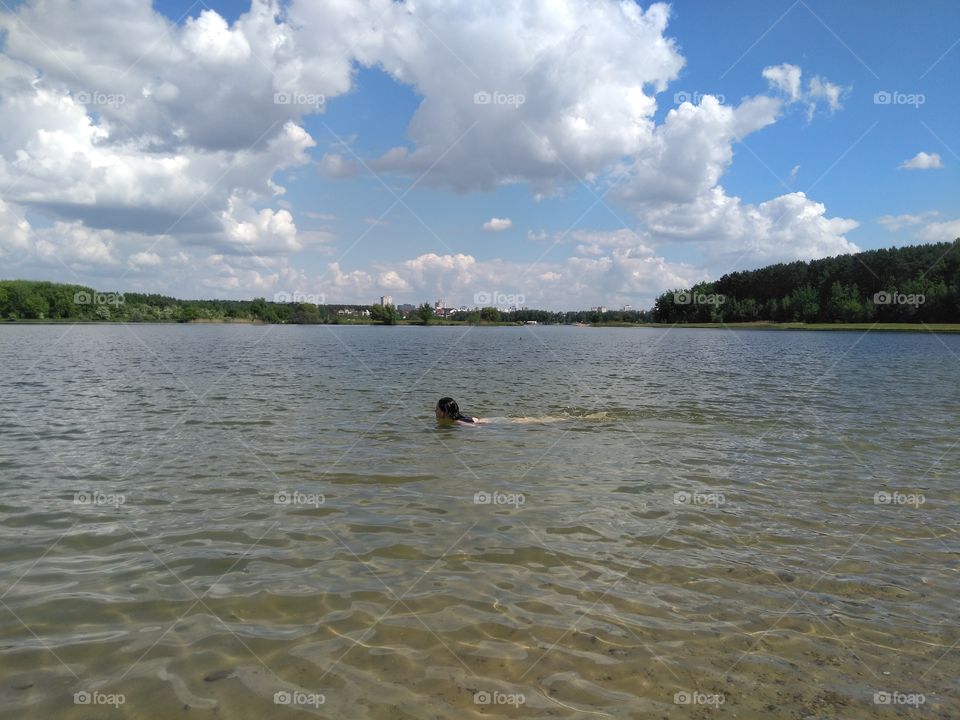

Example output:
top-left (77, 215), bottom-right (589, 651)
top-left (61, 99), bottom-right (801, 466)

top-left (762, 63), bottom-right (845, 120)
top-left (354, 245), bottom-right (699, 310)
top-left (878, 211), bottom-right (939, 231)
top-left (377, 270), bottom-right (410, 291)
top-left (916, 218), bottom-right (960, 242)
top-left (0, 198), bottom-right (32, 261)
top-left (319, 153), bottom-right (359, 179)
top-left (482, 217), bottom-right (512, 232)
top-left (369, 0), bottom-right (684, 192)
top-left (807, 76), bottom-right (843, 113)
top-left (219, 196), bottom-right (301, 254)
top-left (0, 0), bottom-right (369, 151)
top-left (0, 1), bottom-right (865, 305)
top-left (763, 63), bottom-right (802, 101)
top-left (611, 88), bottom-right (857, 267)
top-left (615, 95), bottom-right (780, 208)
top-left (900, 152), bottom-right (943, 170)
top-left (128, 251), bottom-right (162, 269)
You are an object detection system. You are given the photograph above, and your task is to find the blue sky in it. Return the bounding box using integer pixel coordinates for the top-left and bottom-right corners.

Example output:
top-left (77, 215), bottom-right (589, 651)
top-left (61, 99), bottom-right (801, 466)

top-left (1, 0), bottom-right (957, 308)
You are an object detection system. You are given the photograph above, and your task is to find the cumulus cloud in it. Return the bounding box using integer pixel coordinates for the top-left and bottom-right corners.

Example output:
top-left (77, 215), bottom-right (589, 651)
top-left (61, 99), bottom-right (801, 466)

top-left (352, 245), bottom-right (699, 310)
top-left (762, 63), bottom-right (846, 120)
top-left (616, 95), bottom-right (780, 208)
top-left (482, 217), bottom-right (512, 232)
top-left (128, 251), bottom-right (162, 269)
top-left (613, 89), bottom-right (858, 267)
top-left (900, 152), bottom-right (943, 170)
top-left (878, 211), bottom-right (939, 231)
top-left (0, 199), bottom-right (32, 261)
top-left (763, 63), bottom-right (802, 101)
top-left (369, 0), bottom-right (684, 192)
top-left (916, 218), bottom-right (960, 242)
top-left (319, 153), bottom-right (359, 179)
top-left (0, 0), bottom-right (334, 286)
top-left (0, 0), bottom-right (864, 307)
top-left (807, 76), bottom-right (843, 114)
top-left (219, 197), bottom-right (301, 254)
top-left (0, 0), bottom-right (372, 151)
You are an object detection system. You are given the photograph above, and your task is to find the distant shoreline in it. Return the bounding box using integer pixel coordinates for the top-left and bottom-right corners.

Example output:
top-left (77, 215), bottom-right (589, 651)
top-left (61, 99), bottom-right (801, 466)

top-left (4, 319), bottom-right (960, 333)
top-left (603, 322), bottom-right (960, 333)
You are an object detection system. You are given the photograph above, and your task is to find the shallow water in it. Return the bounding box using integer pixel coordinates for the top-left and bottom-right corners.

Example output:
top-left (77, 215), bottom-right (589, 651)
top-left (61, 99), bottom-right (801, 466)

top-left (0, 324), bottom-right (957, 718)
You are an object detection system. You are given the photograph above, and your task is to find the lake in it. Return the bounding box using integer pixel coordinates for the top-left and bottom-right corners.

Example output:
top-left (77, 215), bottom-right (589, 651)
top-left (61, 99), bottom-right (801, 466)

top-left (0, 324), bottom-right (957, 718)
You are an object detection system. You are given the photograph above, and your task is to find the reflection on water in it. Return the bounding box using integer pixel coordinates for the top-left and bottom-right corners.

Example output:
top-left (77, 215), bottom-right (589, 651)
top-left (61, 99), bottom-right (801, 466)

top-left (0, 325), bottom-right (957, 718)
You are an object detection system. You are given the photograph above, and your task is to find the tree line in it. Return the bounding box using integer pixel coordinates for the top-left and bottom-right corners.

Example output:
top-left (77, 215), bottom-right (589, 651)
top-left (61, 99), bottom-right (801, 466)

top-left (4, 240), bottom-right (958, 326)
top-left (0, 279), bottom-right (657, 325)
top-left (653, 240), bottom-right (960, 323)
top-left (0, 281), bottom-right (369, 323)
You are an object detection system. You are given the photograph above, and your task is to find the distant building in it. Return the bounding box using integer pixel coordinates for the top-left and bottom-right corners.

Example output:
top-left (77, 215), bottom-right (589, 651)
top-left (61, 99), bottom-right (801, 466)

top-left (592, 306), bottom-right (608, 313)
top-left (380, 295), bottom-right (393, 306)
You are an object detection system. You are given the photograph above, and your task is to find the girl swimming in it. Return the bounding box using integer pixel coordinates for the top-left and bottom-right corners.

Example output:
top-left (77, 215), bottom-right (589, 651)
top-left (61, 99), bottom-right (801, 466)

top-left (435, 397), bottom-right (485, 425)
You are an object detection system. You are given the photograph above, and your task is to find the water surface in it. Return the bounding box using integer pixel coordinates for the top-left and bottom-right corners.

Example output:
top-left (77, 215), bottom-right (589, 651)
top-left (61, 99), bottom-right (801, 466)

top-left (0, 324), bottom-right (957, 718)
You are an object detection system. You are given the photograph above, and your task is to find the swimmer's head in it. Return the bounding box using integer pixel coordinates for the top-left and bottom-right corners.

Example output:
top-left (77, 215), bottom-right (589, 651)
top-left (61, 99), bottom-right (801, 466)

top-left (436, 397), bottom-right (460, 421)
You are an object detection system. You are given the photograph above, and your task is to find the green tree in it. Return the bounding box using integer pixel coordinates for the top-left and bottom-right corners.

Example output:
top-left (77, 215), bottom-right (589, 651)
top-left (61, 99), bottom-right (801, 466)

top-left (826, 281), bottom-right (865, 322)
top-left (787, 285), bottom-right (819, 322)
top-left (414, 303), bottom-right (434, 325)
top-left (290, 303), bottom-right (321, 324)
top-left (370, 303), bottom-right (400, 325)
top-left (480, 306), bottom-right (501, 322)
top-left (249, 298), bottom-right (270, 321)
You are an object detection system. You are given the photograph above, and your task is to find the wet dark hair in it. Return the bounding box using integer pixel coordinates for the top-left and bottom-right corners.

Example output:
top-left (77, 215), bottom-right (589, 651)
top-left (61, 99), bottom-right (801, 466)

top-left (437, 397), bottom-right (474, 423)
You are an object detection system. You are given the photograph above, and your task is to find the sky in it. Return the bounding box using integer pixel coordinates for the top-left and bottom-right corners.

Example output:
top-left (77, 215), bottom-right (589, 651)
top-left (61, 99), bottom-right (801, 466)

top-left (0, 0), bottom-right (957, 310)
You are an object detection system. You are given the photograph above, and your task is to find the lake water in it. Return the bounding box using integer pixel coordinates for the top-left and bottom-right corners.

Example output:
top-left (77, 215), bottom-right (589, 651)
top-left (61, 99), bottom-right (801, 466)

top-left (0, 324), bottom-right (957, 719)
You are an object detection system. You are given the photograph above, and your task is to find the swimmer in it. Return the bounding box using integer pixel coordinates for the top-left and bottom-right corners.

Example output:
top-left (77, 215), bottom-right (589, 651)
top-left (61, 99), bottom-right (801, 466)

top-left (435, 397), bottom-right (487, 425)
